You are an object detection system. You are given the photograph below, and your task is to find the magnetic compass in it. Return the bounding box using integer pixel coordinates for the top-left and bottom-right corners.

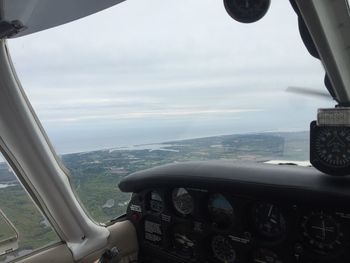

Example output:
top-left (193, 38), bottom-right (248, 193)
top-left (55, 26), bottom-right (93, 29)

top-left (310, 121), bottom-right (350, 176)
top-left (224, 0), bottom-right (270, 23)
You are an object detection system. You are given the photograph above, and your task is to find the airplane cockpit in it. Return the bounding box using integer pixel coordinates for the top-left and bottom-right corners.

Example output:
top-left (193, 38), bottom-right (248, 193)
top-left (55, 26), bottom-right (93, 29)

top-left (120, 161), bottom-right (350, 263)
top-left (1, 0), bottom-right (350, 263)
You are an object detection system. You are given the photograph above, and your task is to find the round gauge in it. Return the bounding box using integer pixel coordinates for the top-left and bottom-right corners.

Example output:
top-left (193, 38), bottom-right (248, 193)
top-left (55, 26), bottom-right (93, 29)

top-left (253, 202), bottom-right (287, 239)
top-left (208, 194), bottom-right (234, 229)
top-left (224, 0), bottom-right (271, 23)
top-left (173, 224), bottom-right (195, 258)
top-left (211, 235), bottom-right (236, 263)
top-left (149, 191), bottom-right (163, 213)
top-left (301, 211), bottom-right (344, 252)
top-left (253, 248), bottom-right (283, 263)
top-left (313, 127), bottom-right (350, 169)
top-left (172, 188), bottom-right (194, 215)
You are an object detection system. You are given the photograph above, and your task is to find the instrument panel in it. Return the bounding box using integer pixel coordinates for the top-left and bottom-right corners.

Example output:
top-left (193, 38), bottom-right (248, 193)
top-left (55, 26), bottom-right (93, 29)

top-left (119, 160), bottom-right (350, 263)
top-left (126, 187), bottom-right (350, 263)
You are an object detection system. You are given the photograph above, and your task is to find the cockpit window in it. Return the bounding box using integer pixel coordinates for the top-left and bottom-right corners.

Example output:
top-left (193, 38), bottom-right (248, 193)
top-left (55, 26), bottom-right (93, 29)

top-left (8, 0), bottom-right (333, 222)
top-left (0, 154), bottom-right (60, 262)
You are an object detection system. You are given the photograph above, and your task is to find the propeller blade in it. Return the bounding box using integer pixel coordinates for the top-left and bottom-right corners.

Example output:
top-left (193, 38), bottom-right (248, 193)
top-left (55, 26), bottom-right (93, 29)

top-left (286, 86), bottom-right (333, 100)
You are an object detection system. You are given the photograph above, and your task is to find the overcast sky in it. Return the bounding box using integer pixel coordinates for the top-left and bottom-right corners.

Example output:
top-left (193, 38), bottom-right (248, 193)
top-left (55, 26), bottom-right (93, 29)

top-left (7, 0), bottom-right (333, 153)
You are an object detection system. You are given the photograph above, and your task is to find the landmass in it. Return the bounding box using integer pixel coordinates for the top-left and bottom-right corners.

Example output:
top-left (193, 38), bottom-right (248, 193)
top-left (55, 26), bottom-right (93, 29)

top-left (0, 131), bottom-right (309, 261)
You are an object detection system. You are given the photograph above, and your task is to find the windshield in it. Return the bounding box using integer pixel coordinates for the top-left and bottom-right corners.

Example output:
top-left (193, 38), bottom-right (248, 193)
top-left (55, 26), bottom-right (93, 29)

top-left (8, 0), bottom-right (332, 222)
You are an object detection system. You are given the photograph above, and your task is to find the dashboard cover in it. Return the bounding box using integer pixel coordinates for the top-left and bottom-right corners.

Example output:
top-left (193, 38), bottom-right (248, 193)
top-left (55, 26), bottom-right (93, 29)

top-left (119, 160), bottom-right (350, 205)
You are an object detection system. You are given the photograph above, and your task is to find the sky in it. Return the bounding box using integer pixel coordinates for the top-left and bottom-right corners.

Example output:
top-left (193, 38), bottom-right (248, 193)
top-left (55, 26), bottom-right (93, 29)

top-left (7, 0), bottom-right (333, 154)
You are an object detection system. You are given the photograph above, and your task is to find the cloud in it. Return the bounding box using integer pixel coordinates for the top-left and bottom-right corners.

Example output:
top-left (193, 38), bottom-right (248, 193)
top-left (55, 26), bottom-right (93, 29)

top-left (5, 0), bottom-right (334, 152)
top-left (43, 108), bottom-right (261, 123)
